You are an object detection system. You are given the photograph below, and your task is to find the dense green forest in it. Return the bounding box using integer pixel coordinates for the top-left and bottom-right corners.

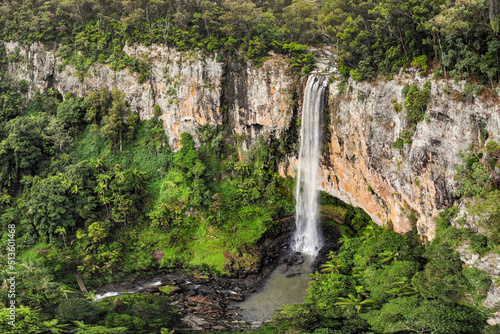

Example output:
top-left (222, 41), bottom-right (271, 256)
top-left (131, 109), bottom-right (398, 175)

top-left (0, 44), bottom-right (297, 331)
top-left (0, 0), bottom-right (500, 83)
top-left (2, 0), bottom-right (500, 333)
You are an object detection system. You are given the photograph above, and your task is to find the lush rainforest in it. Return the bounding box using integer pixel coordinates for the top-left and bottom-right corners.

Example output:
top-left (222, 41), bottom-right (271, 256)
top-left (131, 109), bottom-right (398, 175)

top-left (0, 0), bottom-right (500, 81)
top-left (1, 0), bottom-right (500, 333)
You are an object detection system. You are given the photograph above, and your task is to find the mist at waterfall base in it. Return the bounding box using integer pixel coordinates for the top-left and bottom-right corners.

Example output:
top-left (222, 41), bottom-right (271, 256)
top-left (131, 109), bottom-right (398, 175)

top-left (293, 76), bottom-right (327, 258)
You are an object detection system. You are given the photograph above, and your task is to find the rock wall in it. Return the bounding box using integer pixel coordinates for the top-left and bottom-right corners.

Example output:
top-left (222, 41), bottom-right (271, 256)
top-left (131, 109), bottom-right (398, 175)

top-left (321, 72), bottom-right (500, 239)
top-left (5, 41), bottom-right (500, 241)
top-left (4, 41), bottom-right (296, 150)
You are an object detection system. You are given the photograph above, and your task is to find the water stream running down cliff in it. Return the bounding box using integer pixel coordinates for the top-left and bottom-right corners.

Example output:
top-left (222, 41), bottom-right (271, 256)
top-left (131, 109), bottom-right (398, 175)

top-left (293, 76), bottom-right (327, 258)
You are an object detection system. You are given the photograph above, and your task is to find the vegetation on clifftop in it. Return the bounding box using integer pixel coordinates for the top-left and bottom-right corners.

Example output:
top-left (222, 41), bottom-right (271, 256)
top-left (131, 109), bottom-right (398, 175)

top-left (1, 0), bottom-right (500, 83)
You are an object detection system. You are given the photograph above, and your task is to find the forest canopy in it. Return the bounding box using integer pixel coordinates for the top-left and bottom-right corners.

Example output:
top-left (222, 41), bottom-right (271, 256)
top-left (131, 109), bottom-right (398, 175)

top-left (1, 0), bottom-right (500, 83)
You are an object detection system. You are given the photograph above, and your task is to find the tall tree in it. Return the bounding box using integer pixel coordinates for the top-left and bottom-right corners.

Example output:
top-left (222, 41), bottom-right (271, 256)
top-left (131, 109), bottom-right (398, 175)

top-left (100, 88), bottom-right (134, 152)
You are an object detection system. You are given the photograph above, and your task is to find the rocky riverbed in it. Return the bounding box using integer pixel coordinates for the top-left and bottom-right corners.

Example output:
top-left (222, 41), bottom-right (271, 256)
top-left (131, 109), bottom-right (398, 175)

top-left (93, 220), bottom-right (340, 331)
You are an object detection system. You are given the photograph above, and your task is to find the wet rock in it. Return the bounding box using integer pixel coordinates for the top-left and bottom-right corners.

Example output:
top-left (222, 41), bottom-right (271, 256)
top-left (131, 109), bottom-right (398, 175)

top-left (213, 325), bottom-right (226, 330)
top-left (285, 272), bottom-right (301, 278)
top-left (198, 288), bottom-right (212, 296)
top-left (182, 315), bottom-right (208, 330)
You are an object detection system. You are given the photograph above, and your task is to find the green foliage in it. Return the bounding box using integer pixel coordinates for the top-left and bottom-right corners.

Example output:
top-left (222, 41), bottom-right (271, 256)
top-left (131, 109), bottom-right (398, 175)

top-left (273, 205), bottom-right (489, 333)
top-left (0, 0), bottom-right (499, 83)
top-left (101, 89), bottom-right (133, 152)
top-left (391, 138), bottom-right (404, 149)
top-left (455, 148), bottom-right (493, 197)
top-left (411, 55), bottom-right (428, 70)
top-left (392, 101), bottom-right (402, 113)
top-left (105, 314), bottom-right (146, 333)
top-left (27, 175), bottom-right (77, 242)
top-left (56, 298), bottom-right (102, 324)
top-left (404, 81), bottom-right (431, 126)
top-left (101, 294), bottom-right (179, 332)
top-left (468, 190), bottom-right (500, 243)
top-left (0, 306), bottom-right (41, 334)
top-left (363, 296), bottom-right (485, 334)
top-left (412, 242), bottom-right (470, 302)
top-left (463, 267), bottom-right (491, 292)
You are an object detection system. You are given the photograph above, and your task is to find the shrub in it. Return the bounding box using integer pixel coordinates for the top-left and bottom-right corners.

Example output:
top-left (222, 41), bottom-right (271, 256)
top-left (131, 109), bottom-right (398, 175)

top-left (392, 138), bottom-right (404, 149)
top-left (404, 81), bottom-right (431, 126)
top-left (56, 298), bottom-right (102, 324)
top-left (411, 55), bottom-right (428, 70)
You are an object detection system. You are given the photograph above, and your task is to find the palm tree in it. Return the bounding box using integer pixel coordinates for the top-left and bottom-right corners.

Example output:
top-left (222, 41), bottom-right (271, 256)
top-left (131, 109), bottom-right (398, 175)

top-left (386, 277), bottom-right (419, 297)
top-left (335, 294), bottom-right (376, 314)
top-left (378, 250), bottom-right (400, 264)
top-left (309, 271), bottom-right (322, 280)
top-left (360, 225), bottom-right (376, 240)
top-left (55, 226), bottom-right (67, 249)
top-left (321, 257), bottom-right (347, 274)
top-left (42, 319), bottom-right (69, 334)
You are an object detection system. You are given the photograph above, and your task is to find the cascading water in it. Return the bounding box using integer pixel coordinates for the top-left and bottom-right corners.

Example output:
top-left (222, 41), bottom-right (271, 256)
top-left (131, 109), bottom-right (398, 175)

top-left (293, 76), bottom-right (327, 258)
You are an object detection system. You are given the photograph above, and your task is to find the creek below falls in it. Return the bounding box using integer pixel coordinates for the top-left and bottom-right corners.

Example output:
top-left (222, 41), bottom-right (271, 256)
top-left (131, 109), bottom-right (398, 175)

top-left (91, 220), bottom-right (340, 331)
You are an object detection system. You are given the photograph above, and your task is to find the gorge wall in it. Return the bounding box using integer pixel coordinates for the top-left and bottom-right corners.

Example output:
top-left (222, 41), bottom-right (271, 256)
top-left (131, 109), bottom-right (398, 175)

top-left (5, 41), bottom-right (500, 241)
top-left (320, 73), bottom-right (500, 240)
top-left (4, 41), bottom-right (295, 151)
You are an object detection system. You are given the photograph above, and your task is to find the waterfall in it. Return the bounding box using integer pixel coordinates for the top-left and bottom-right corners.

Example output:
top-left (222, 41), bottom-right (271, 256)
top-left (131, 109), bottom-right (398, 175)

top-left (292, 76), bottom-right (327, 258)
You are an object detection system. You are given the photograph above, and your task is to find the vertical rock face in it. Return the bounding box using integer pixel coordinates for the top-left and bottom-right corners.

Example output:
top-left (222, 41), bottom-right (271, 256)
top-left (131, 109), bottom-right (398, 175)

top-left (321, 72), bottom-right (500, 239)
top-left (4, 41), bottom-right (295, 150)
top-left (5, 41), bottom-right (500, 240)
top-left (224, 59), bottom-right (295, 150)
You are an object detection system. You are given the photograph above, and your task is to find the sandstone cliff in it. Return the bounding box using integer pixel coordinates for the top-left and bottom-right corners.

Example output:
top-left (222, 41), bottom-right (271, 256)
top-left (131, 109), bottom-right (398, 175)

top-left (320, 72), bottom-right (500, 240)
top-left (4, 41), bottom-right (295, 150)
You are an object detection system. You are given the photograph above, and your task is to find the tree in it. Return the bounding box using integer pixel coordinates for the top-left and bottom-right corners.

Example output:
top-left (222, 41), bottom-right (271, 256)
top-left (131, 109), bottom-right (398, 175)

top-left (43, 118), bottom-right (74, 151)
top-left (85, 87), bottom-right (112, 124)
top-left (468, 189), bottom-right (500, 243)
top-left (101, 89), bottom-right (130, 152)
top-left (0, 115), bottom-right (49, 190)
top-left (334, 286), bottom-right (376, 314)
top-left (412, 242), bottom-right (470, 302)
top-left (221, 0), bottom-right (261, 42)
top-left (283, 0), bottom-right (321, 44)
top-left (364, 296), bottom-right (485, 334)
top-left (27, 175), bottom-right (76, 242)
top-left (56, 95), bottom-right (88, 135)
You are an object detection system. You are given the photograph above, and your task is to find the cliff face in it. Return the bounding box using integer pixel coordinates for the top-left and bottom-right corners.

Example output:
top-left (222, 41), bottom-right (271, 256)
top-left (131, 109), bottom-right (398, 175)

top-left (5, 41), bottom-right (500, 241)
top-left (4, 41), bottom-right (295, 150)
top-left (321, 73), bottom-right (500, 239)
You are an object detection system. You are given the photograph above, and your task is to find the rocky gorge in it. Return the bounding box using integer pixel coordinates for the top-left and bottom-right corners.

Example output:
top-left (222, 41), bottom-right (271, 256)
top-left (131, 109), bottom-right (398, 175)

top-left (8, 41), bottom-right (500, 242)
top-left (5, 40), bottom-right (500, 323)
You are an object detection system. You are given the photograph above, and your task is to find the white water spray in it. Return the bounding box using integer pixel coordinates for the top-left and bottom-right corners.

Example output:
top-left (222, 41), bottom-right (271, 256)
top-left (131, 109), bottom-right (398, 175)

top-left (293, 76), bottom-right (327, 258)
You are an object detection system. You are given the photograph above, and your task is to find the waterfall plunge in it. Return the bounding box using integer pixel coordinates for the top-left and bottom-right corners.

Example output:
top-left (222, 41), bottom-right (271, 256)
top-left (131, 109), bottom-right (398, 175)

top-left (293, 76), bottom-right (327, 258)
